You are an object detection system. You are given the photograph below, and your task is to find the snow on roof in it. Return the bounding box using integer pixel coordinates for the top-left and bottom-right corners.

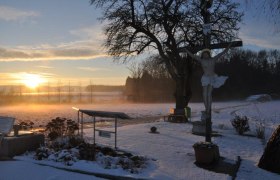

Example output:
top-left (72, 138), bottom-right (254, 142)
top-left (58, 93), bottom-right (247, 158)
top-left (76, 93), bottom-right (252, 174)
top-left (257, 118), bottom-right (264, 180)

top-left (246, 94), bottom-right (272, 102)
top-left (72, 107), bottom-right (131, 119)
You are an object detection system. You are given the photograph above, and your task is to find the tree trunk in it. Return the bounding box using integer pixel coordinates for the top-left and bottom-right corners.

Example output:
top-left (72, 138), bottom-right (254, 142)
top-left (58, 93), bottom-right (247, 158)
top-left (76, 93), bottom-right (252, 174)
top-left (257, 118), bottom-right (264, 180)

top-left (175, 77), bottom-right (186, 109)
top-left (173, 55), bottom-right (193, 110)
top-left (175, 74), bottom-right (192, 110)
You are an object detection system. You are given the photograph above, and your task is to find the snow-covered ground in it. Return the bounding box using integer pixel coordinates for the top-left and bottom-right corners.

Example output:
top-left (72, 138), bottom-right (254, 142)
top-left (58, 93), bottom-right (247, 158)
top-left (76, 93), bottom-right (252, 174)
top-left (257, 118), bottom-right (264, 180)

top-left (1, 101), bottom-right (280, 179)
top-left (0, 161), bottom-right (103, 180)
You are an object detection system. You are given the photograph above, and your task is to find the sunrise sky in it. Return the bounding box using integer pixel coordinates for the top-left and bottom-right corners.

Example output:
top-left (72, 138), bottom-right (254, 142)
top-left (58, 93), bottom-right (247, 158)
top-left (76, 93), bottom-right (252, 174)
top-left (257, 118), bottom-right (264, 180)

top-left (0, 0), bottom-right (279, 87)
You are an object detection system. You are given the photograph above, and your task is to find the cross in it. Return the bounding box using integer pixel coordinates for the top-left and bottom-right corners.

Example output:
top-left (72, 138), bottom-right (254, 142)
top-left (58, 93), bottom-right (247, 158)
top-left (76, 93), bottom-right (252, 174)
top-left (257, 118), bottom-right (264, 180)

top-left (180, 41), bottom-right (243, 54)
top-left (181, 0), bottom-right (243, 143)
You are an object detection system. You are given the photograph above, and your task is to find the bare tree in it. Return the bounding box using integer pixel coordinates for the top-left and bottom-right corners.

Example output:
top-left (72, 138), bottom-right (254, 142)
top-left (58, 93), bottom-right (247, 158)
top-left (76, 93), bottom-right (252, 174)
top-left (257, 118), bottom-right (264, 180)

top-left (262, 0), bottom-right (280, 31)
top-left (91, 0), bottom-right (243, 109)
top-left (90, 80), bottom-right (93, 103)
top-left (68, 81), bottom-right (72, 103)
top-left (79, 81), bottom-right (82, 103)
top-left (127, 62), bottom-right (143, 79)
top-left (246, 0), bottom-right (280, 31)
top-left (142, 56), bottom-right (172, 79)
top-left (129, 56), bottom-right (170, 79)
top-left (47, 81), bottom-right (50, 103)
top-left (57, 80), bottom-right (61, 103)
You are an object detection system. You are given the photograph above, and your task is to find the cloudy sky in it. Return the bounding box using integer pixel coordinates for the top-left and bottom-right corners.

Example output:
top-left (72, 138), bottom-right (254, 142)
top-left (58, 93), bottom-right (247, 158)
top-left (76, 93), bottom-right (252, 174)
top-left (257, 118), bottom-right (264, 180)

top-left (0, 0), bottom-right (279, 86)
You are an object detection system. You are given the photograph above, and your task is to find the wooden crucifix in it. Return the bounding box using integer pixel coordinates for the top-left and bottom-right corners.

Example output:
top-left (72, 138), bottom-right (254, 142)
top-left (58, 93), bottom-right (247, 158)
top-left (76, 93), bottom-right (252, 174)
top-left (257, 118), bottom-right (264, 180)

top-left (182, 0), bottom-right (243, 143)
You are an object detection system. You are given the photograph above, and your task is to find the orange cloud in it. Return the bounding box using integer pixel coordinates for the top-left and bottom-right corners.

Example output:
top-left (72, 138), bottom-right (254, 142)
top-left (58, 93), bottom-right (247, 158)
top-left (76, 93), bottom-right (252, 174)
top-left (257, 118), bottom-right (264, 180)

top-left (0, 41), bottom-right (108, 61)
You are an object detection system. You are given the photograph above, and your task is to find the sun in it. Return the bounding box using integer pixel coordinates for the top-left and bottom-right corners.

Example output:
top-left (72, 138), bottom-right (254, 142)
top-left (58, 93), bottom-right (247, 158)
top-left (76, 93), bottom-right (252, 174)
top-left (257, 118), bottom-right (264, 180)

top-left (21, 73), bottom-right (45, 89)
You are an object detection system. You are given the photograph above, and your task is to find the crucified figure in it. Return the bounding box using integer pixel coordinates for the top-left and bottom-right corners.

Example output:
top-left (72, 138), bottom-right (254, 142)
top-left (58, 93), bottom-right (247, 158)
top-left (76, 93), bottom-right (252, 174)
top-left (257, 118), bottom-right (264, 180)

top-left (184, 45), bottom-right (231, 115)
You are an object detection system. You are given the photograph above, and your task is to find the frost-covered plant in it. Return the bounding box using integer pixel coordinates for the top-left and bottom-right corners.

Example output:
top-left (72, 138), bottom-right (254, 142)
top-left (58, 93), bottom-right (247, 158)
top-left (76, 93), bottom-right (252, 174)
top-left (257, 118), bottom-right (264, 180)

top-left (18, 121), bottom-right (34, 130)
top-left (95, 152), bottom-right (147, 173)
top-left (34, 147), bottom-right (53, 160)
top-left (231, 115), bottom-right (250, 135)
top-left (78, 142), bottom-right (96, 161)
top-left (193, 141), bottom-right (218, 148)
top-left (48, 149), bottom-right (79, 166)
top-left (35, 146), bottom-right (80, 165)
top-left (65, 119), bottom-right (79, 136)
top-left (256, 122), bottom-right (265, 140)
top-left (96, 152), bottom-right (117, 169)
top-left (34, 143), bottom-right (148, 172)
top-left (49, 136), bottom-right (84, 151)
top-left (45, 117), bottom-right (78, 140)
top-left (126, 156), bottom-right (147, 173)
top-left (45, 117), bottom-right (65, 140)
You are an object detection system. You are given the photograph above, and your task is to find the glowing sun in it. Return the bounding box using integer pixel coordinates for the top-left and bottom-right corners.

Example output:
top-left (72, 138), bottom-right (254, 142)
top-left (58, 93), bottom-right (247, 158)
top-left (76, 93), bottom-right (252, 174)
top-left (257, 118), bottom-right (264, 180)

top-left (21, 73), bottom-right (45, 88)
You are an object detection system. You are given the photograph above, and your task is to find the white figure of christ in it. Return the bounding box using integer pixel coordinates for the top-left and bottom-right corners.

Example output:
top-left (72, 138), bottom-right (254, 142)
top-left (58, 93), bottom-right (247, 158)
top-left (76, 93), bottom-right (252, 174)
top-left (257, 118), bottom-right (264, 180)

top-left (184, 46), bottom-right (231, 115)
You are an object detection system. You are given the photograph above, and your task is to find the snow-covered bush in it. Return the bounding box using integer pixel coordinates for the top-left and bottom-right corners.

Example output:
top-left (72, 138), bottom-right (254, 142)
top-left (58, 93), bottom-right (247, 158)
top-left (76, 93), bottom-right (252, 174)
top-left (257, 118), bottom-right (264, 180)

top-left (34, 143), bottom-right (148, 173)
top-left (231, 115), bottom-right (250, 135)
top-left (35, 136), bottom-right (83, 164)
top-left (256, 122), bottom-right (265, 140)
top-left (34, 147), bottom-right (53, 160)
top-left (49, 136), bottom-right (84, 151)
top-left (78, 142), bottom-right (96, 161)
top-left (96, 152), bottom-right (147, 173)
top-left (34, 131), bottom-right (148, 172)
top-left (48, 149), bottom-right (79, 166)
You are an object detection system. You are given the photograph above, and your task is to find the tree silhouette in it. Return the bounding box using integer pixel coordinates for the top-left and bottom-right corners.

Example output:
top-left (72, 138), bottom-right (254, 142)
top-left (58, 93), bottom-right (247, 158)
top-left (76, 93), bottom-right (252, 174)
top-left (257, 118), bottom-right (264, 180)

top-left (91, 0), bottom-right (243, 109)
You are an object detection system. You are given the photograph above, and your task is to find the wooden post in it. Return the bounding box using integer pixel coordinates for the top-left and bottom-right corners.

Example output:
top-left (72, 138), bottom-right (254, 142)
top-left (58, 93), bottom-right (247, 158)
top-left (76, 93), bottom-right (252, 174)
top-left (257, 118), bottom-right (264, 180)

top-left (115, 117), bottom-right (117, 149)
top-left (202, 0), bottom-right (212, 143)
top-left (205, 111), bottom-right (212, 142)
top-left (81, 113), bottom-right (83, 138)
top-left (77, 111), bottom-right (80, 136)
top-left (93, 116), bottom-right (96, 146)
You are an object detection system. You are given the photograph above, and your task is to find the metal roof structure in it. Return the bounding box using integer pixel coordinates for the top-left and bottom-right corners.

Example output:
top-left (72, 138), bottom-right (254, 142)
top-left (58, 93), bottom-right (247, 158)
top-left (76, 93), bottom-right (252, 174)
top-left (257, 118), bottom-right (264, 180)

top-left (75, 109), bottom-right (131, 119)
top-left (72, 107), bottom-right (131, 149)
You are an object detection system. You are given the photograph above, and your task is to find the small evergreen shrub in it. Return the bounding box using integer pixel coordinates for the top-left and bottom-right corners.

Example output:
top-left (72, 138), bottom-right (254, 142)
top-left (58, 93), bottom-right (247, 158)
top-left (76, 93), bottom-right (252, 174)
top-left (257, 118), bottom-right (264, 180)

top-left (231, 115), bottom-right (250, 135)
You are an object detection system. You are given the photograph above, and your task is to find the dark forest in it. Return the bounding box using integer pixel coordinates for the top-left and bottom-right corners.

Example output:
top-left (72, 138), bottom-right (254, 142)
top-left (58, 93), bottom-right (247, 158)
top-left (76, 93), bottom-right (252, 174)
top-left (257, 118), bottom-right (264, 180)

top-left (125, 49), bottom-right (280, 102)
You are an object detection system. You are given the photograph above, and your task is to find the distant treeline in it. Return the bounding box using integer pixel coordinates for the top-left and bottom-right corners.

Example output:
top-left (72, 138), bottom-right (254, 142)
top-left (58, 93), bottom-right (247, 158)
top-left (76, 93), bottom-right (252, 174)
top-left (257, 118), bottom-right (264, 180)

top-left (214, 49), bottom-right (280, 100)
top-left (125, 49), bottom-right (280, 102)
top-left (0, 84), bottom-right (125, 105)
top-left (125, 73), bottom-right (175, 102)
top-left (125, 58), bottom-right (175, 102)
top-left (85, 85), bottom-right (124, 92)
